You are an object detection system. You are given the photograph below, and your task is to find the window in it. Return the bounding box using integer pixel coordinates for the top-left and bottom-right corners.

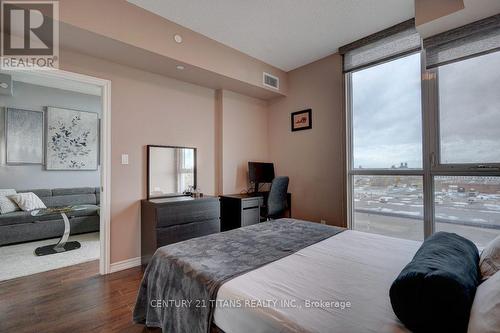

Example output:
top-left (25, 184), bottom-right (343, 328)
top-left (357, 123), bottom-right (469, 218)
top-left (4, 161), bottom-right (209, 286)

top-left (353, 176), bottom-right (423, 240)
top-left (352, 54), bottom-right (422, 170)
top-left (438, 52), bottom-right (500, 165)
top-left (346, 17), bottom-right (500, 245)
top-left (434, 176), bottom-right (500, 247)
top-left (347, 50), bottom-right (500, 244)
top-left (349, 53), bottom-right (424, 240)
top-left (177, 149), bottom-right (195, 193)
top-left (431, 51), bottom-right (500, 245)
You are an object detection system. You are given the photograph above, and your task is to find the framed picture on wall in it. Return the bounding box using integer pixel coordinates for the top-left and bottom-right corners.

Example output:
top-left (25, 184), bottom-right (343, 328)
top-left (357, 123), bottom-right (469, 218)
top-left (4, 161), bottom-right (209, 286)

top-left (291, 109), bottom-right (312, 132)
top-left (5, 108), bottom-right (44, 164)
top-left (46, 107), bottom-right (99, 170)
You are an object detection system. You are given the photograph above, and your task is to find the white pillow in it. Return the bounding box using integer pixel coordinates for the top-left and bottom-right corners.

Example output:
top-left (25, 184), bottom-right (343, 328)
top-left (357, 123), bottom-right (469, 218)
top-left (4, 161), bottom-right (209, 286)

top-left (479, 235), bottom-right (500, 280)
top-left (467, 271), bottom-right (500, 333)
top-left (0, 189), bottom-right (20, 214)
top-left (9, 192), bottom-right (46, 212)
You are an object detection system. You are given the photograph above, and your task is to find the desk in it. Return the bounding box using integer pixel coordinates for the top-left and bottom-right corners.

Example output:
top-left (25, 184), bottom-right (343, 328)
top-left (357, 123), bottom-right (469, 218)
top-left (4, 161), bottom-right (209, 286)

top-left (219, 192), bottom-right (291, 231)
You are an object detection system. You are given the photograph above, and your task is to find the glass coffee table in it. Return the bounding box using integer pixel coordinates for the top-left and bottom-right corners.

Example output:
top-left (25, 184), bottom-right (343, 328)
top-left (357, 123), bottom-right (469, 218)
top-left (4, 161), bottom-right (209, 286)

top-left (31, 205), bottom-right (95, 256)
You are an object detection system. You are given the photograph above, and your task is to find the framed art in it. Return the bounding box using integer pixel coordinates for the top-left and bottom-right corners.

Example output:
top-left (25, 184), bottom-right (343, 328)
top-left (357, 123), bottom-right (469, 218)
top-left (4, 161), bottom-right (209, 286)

top-left (46, 107), bottom-right (99, 170)
top-left (291, 109), bottom-right (312, 132)
top-left (5, 108), bottom-right (44, 164)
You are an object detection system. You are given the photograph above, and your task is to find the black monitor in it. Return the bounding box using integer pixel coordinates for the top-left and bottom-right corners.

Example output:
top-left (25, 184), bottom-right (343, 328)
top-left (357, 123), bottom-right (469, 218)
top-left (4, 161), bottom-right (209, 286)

top-left (248, 162), bottom-right (275, 192)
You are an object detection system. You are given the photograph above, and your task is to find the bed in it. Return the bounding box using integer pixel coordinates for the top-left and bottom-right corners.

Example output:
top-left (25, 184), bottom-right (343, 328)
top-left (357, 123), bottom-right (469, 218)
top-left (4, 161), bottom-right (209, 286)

top-left (134, 219), bottom-right (420, 333)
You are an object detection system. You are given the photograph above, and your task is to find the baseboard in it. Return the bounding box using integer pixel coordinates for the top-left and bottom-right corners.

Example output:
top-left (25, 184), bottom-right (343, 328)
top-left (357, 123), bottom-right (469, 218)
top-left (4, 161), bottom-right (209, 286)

top-left (109, 256), bottom-right (141, 273)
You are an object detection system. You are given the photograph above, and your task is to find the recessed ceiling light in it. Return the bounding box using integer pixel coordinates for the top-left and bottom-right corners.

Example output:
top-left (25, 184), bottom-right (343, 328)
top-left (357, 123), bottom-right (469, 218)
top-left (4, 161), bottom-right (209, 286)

top-left (176, 65), bottom-right (185, 70)
top-left (174, 34), bottom-right (183, 43)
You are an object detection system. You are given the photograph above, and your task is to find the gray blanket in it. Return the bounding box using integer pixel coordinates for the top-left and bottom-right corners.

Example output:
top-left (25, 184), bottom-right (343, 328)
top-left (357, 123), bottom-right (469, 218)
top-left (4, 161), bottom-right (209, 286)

top-left (133, 218), bottom-right (344, 333)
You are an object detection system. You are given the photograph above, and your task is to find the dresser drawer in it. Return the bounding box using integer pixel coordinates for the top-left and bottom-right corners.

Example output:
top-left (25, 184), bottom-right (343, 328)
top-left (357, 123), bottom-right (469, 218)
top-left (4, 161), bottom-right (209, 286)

top-left (156, 219), bottom-right (220, 247)
top-left (156, 199), bottom-right (220, 228)
top-left (241, 198), bottom-right (260, 209)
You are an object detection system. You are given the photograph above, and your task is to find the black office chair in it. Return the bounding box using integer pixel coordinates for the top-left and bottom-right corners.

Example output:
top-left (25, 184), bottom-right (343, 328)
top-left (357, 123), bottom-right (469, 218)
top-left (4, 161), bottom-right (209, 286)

top-left (261, 176), bottom-right (289, 221)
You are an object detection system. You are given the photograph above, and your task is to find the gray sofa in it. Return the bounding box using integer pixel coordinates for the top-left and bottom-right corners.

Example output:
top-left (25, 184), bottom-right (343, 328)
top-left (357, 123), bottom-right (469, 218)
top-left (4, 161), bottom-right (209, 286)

top-left (0, 187), bottom-right (100, 246)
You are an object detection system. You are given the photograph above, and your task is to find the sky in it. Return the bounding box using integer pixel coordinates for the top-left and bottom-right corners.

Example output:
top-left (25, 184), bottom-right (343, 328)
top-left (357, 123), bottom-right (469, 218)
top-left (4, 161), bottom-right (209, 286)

top-left (352, 51), bottom-right (500, 169)
top-left (352, 53), bottom-right (422, 169)
top-left (439, 52), bottom-right (500, 164)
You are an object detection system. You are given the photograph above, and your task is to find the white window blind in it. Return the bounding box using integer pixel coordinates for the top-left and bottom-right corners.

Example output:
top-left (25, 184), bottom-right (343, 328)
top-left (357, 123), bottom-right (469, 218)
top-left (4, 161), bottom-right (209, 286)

top-left (339, 19), bottom-right (421, 73)
top-left (424, 14), bottom-right (500, 69)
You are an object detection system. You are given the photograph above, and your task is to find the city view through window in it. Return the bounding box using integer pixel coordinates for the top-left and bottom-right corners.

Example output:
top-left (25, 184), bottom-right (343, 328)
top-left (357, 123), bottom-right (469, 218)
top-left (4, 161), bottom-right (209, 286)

top-left (353, 175), bottom-right (500, 246)
top-left (350, 52), bottom-right (500, 247)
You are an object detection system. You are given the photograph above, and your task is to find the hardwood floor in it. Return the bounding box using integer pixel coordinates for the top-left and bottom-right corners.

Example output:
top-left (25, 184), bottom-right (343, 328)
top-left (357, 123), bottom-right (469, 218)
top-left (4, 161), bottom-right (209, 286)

top-left (0, 260), bottom-right (160, 333)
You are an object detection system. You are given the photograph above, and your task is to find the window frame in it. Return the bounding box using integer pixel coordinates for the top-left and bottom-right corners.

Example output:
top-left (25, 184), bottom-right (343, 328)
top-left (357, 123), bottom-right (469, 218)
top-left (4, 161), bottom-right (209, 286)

top-left (346, 49), bottom-right (500, 240)
top-left (428, 65), bottom-right (500, 173)
top-left (346, 51), bottom-right (428, 235)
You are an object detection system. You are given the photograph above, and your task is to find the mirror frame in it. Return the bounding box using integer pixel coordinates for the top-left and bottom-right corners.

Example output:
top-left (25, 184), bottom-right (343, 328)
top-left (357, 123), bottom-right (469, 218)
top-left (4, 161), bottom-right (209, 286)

top-left (147, 144), bottom-right (197, 199)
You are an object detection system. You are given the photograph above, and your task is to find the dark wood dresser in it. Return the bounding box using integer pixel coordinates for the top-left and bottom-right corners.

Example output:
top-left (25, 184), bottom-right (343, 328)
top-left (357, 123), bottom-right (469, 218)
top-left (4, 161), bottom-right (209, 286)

top-left (141, 196), bottom-right (220, 264)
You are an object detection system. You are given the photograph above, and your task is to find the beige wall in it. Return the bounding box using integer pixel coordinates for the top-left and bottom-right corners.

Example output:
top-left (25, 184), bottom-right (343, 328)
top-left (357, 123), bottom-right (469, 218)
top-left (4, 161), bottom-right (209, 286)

top-left (415, 0), bottom-right (464, 26)
top-left (56, 0), bottom-right (287, 97)
top-left (415, 0), bottom-right (500, 39)
top-left (51, 0), bottom-right (499, 265)
top-left (46, 1), bottom-right (346, 264)
top-left (220, 90), bottom-right (269, 194)
top-left (60, 49), bottom-right (216, 263)
top-left (268, 54), bottom-right (346, 227)
top-left (59, 50), bottom-right (271, 263)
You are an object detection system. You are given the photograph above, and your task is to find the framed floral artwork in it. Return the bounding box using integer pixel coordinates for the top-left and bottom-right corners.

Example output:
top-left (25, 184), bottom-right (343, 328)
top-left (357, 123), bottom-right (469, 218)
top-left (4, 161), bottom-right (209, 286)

top-left (46, 107), bottom-right (99, 170)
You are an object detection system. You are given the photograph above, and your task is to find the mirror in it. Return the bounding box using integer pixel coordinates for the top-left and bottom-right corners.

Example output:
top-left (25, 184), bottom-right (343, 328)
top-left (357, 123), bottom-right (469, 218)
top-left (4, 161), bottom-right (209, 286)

top-left (147, 145), bottom-right (197, 198)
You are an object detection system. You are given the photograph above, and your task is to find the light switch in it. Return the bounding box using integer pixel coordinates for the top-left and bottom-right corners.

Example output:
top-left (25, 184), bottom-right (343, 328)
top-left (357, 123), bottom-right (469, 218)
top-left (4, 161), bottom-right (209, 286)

top-left (121, 154), bottom-right (129, 165)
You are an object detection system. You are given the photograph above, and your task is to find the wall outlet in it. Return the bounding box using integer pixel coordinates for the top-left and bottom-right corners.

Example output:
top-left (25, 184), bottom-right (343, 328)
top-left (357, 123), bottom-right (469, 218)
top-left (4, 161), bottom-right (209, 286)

top-left (320, 219), bottom-right (326, 225)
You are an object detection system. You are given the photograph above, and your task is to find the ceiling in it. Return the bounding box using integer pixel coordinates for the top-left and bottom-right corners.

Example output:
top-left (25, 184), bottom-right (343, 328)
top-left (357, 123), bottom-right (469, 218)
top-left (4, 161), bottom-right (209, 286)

top-left (127, 0), bottom-right (415, 71)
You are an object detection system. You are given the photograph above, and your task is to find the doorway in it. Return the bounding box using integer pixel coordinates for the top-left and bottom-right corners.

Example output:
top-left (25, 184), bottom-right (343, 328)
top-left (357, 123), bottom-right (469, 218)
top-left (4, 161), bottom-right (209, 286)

top-left (0, 69), bottom-right (111, 279)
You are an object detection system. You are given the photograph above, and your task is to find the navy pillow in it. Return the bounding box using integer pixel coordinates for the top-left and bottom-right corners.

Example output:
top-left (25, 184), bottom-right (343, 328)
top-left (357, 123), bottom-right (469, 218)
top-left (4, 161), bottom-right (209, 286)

top-left (390, 232), bottom-right (480, 333)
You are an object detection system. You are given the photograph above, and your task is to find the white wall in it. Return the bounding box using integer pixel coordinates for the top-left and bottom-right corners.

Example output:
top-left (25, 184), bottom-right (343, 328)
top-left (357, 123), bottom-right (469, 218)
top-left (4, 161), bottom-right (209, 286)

top-left (0, 81), bottom-right (101, 189)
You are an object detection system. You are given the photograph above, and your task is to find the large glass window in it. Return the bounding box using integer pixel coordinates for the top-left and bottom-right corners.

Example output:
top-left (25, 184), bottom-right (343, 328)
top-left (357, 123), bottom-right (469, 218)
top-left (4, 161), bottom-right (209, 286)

top-left (438, 52), bottom-right (500, 165)
top-left (352, 53), bottom-right (423, 169)
top-left (354, 176), bottom-right (423, 240)
top-left (434, 176), bottom-right (500, 247)
top-left (349, 53), bottom-right (424, 240)
top-left (346, 21), bottom-right (500, 246)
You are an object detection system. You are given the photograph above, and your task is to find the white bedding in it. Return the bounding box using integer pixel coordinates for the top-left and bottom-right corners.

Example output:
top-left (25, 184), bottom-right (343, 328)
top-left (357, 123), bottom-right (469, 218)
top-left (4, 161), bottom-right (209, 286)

top-left (213, 230), bottom-right (420, 333)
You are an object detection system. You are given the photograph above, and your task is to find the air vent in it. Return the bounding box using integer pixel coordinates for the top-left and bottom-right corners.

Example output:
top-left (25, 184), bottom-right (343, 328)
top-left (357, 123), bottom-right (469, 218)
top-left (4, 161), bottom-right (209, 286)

top-left (263, 72), bottom-right (279, 90)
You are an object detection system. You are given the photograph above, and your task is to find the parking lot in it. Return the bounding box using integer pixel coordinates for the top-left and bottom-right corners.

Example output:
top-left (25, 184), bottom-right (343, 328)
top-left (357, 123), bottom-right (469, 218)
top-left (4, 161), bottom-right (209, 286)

top-left (353, 179), bottom-right (500, 247)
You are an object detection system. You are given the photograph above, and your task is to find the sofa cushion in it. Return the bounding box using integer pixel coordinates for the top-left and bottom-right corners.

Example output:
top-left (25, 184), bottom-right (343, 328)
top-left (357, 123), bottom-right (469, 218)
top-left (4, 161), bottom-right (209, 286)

top-left (0, 189), bottom-right (20, 214)
top-left (0, 211), bottom-right (38, 226)
top-left (0, 215), bottom-right (99, 246)
top-left (95, 187), bottom-right (100, 205)
top-left (0, 205), bottom-right (99, 227)
top-left (9, 192), bottom-right (47, 211)
top-left (19, 188), bottom-right (52, 198)
top-left (42, 194), bottom-right (97, 208)
top-left (52, 187), bottom-right (96, 196)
